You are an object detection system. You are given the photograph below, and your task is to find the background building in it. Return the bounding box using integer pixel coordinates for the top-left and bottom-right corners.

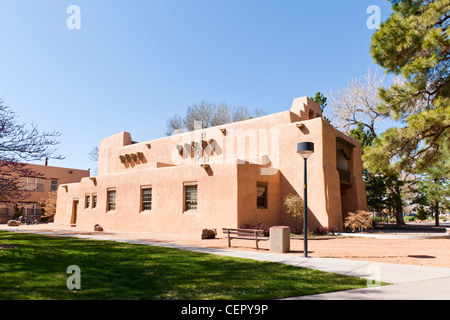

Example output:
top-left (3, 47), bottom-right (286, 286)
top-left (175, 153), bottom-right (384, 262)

top-left (0, 163), bottom-right (90, 223)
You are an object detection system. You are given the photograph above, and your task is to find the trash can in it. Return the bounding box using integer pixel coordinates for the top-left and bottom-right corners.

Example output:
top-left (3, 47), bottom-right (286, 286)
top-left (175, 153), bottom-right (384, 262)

top-left (269, 226), bottom-right (290, 253)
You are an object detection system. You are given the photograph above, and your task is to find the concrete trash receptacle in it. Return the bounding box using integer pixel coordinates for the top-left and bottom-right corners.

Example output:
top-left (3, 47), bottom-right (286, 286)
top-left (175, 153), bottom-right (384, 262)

top-left (269, 226), bottom-right (290, 253)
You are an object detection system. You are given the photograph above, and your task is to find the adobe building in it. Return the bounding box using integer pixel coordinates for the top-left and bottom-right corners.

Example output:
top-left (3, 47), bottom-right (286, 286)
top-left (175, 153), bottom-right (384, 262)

top-left (54, 97), bottom-right (367, 234)
top-left (0, 163), bottom-right (90, 224)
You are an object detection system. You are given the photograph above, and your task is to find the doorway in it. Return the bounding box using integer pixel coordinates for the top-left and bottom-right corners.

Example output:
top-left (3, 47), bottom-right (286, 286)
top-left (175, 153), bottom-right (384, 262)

top-left (70, 199), bottom-right (79, 226)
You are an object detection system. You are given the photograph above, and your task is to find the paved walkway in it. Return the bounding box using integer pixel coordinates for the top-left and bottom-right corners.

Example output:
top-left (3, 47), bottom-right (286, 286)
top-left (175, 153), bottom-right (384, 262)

top-left (2, 225), bottom-right (450, 300)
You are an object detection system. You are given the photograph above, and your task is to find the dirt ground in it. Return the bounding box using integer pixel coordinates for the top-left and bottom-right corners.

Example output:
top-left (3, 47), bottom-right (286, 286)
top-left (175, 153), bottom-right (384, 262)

top-left (168, 235), bottom-right (450, 269)
top-left (2, 224), bottom-right (450, 269)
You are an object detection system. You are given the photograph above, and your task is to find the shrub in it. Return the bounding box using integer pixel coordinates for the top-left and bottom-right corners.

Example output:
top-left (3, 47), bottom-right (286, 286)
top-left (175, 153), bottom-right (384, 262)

top-left (417, 206), bottom-right (428, 221)
top-left (313, 226), bottom-right (339, 236)
top-left (344, 210), bottom-right (373, 232)
top-left (240, 223), bottom-right (270, 237)
top-left (313, 226), bottom-right (329, 236)
top-left (283, 194), bottom-right (304, 233)
top-left (41, 191), bottom-right (57, 218)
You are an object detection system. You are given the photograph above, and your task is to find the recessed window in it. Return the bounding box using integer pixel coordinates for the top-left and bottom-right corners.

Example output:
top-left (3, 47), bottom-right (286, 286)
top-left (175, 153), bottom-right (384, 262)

top-left (92, 194), bottom-right (97, 208)
top-left (107, 189), bottom-right (116, 211)
top-left (184, 183), bottom-right (198, 212)
top-left (85, 194), bottom-right (90, 209)
top-left (257, 182), bottom-right (268, 209)
top-left (141, 187), bottom-right (152, 211)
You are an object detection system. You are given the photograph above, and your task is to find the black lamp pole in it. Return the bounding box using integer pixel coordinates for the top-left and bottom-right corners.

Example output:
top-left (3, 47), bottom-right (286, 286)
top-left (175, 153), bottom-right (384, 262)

top-left (297, 142), bottom-right (314, 258)
top-left (303, 156), bottom-right (308, 258)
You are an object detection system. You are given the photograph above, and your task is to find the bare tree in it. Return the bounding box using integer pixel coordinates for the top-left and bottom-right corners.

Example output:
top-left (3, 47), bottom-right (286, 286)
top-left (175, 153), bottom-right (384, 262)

top-left (165, 101), bottom-right (267, 136)
top-left (88, 146), bottom-right (99, 176)
top-left (0, 99), bottom-right (63, 202)
top-left (328, 69), bottom-right (392, 136)
top-left (88, 146), bottom-right (99, 162)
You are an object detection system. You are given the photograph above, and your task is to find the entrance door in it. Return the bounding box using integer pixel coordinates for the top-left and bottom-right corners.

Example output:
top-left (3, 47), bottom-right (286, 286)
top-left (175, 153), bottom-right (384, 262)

top-left (70, 200), bottom-right (79, 226)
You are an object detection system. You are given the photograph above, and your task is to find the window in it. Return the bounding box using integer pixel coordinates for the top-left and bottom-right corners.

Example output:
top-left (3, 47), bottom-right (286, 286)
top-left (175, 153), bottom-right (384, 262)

top-left (18, 177), bottom-right (27, 190)
top-left (107, 189), bottom-right (116, 211)
top-left (184, 183), bottom-right (198, 212)
top-left (20, 203), bottom-right (41, 216)
top-left (92, 194), bottom-right (97, 208)
top-left (257, 182), bottom-right (268, 209)
top-left (19, 177), bottom-right (31, 190)
top-left (50, 179), bottom-right (59, 191)
top-left (35, 178), bottom-right (45, 191)
top-left (18, 177), bottom-right (45, 191)
top-left (0, 202), bottom-right (10, 216)
top-left (0, 176), bottom-right (11, 192)
top-left (85, 194), bottom-right (91, 209)
top-left (141, 187), bottom-right (152, 211)
top-left (1, 175), bottom-right (11, 182)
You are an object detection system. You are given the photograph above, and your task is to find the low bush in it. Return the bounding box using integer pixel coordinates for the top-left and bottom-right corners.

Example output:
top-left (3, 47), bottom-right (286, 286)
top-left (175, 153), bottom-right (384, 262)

top-left (313, 226), bottom-right (339, 236)
top-left (344, 210), bottom-right (373, 232)
top-left (240, 223), bottom-right (270, 237)
top-left (283, 194), bottom-right (304, 233)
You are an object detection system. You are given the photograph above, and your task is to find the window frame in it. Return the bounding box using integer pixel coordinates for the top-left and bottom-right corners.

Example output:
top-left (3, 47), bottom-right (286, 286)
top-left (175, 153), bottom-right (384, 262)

top-left (92, 193), bottom-right (97, 209)
top-left (50, 179), bottom-right (59, 191)
top-left (183, 182), bottom-right (198, 213)
top-left (256, 182), bottom-right (268, 209)
top-left (140, 186), bottom-right (153, 212)
top-left (85, 194), bottom-right (91, 209)
top-left (107, 189), bottom-right (116, 212)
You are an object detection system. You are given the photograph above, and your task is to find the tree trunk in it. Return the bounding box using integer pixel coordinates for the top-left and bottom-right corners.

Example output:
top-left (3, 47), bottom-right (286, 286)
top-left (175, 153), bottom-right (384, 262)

top-left (435, 202), bottom-right (440, 227)
top-left (394, 187), bottom-right (405, 225)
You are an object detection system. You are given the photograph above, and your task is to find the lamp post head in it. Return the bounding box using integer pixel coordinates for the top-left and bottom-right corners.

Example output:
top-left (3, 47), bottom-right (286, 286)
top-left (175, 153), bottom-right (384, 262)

top-left (297, 142), bottom-right (315, 159)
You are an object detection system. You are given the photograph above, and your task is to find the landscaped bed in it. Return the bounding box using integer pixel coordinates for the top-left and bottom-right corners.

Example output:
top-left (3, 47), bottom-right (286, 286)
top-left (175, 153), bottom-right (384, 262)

top-left (0, 230), bottom-right (368, 300)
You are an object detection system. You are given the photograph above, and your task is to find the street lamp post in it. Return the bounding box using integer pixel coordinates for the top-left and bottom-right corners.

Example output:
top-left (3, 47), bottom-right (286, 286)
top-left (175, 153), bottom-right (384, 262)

top-left (297, 142), bottom-right (314, 258)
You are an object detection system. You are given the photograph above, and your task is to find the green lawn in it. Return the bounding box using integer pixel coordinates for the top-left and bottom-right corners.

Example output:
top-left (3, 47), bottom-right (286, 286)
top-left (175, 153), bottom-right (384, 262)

top-left (0, 230), bottom-right (369, 300)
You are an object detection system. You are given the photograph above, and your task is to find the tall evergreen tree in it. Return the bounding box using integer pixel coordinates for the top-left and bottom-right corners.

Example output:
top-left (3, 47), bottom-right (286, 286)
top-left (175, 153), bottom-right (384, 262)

top-left (368, 0), bottom-right (450, 173)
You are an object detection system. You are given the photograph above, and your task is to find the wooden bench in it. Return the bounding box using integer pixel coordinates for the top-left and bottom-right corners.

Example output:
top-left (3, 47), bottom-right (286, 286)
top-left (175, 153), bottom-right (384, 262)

top-left (222, 228), bottom-right (269, 250)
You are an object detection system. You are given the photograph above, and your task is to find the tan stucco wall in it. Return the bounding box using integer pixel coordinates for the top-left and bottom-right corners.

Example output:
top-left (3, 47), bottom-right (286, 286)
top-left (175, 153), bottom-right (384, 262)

top-left (236, 164), bottom-right (281, 228)
top-left (55, 163), bottom-right (240, 234)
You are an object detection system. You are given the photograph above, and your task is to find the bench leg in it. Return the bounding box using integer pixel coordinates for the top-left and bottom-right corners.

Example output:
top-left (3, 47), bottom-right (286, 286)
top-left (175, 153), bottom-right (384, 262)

top-left (227, 231), bottom-right (231, 247)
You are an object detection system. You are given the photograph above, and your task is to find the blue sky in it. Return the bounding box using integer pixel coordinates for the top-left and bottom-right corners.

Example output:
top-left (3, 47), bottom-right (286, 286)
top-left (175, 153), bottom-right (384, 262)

top-left (0, 0), bottom-right (392, 172)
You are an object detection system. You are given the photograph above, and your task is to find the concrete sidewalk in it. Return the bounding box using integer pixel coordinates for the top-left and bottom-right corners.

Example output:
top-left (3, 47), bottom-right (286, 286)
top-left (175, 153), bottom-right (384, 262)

top-left (2, 225), bottom-right (450, 300)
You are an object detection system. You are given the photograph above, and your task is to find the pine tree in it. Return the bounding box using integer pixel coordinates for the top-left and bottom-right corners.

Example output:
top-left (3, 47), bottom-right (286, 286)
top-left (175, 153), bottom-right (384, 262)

top-left (310, 92), bottom-right (331, 123)
top-left (369, 0), bottom-right (450, 173)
